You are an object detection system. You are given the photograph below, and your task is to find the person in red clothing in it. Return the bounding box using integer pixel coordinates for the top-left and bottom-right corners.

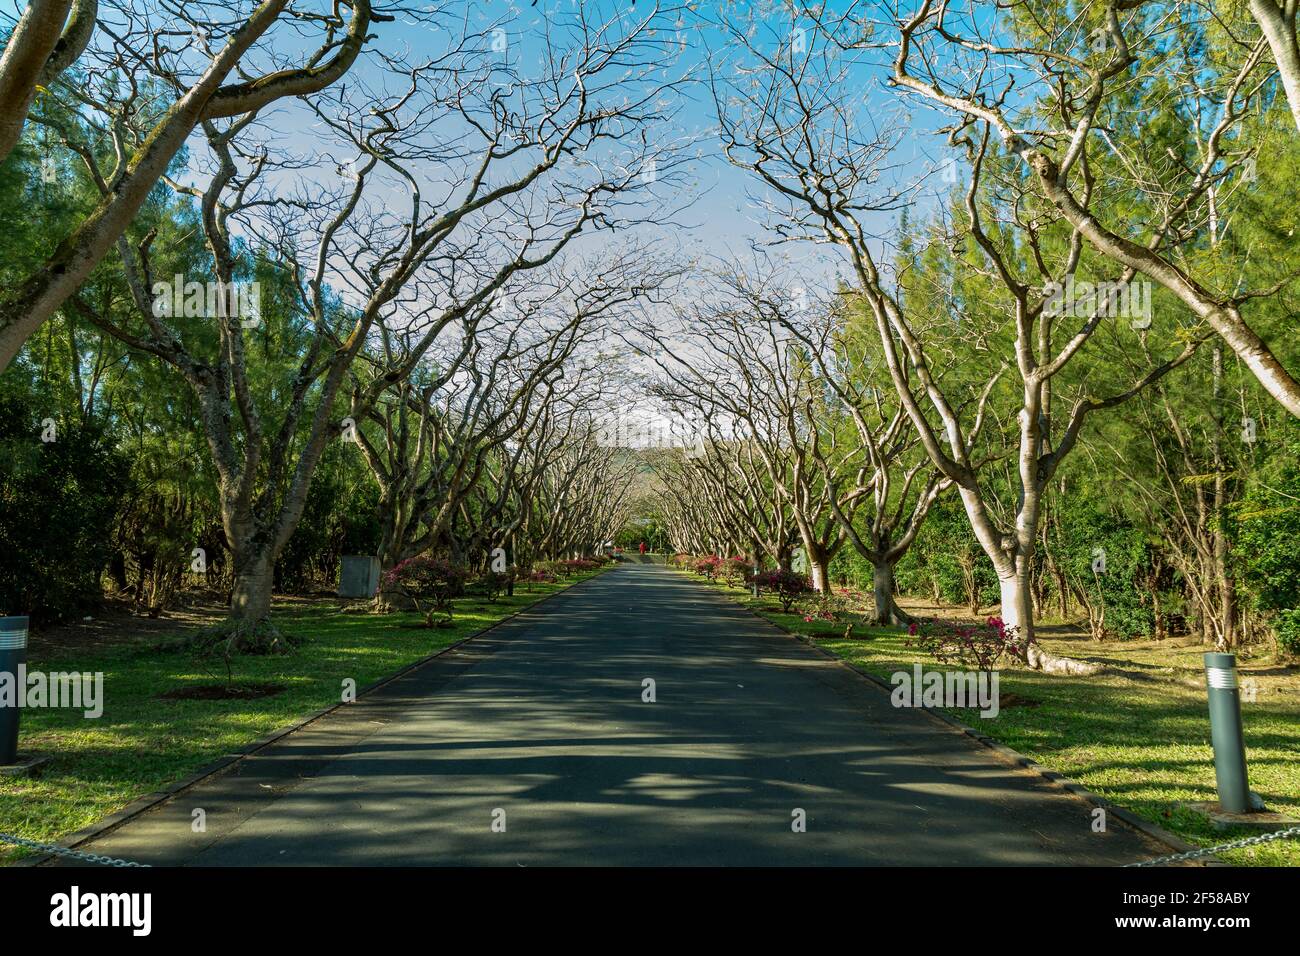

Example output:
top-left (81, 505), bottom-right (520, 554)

top-left (639, 541), bottom-right (646, 555)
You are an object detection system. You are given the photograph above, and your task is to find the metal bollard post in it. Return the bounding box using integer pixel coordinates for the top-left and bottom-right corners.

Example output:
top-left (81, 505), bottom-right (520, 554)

top-left (1204, 652), bottom-right (1251, 814)
top-left (0, 616), bottom-right (29, 765)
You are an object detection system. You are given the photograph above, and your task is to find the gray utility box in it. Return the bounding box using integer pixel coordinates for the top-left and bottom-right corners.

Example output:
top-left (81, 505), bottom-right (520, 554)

top-left (339, 555), bottom-right (381, 598)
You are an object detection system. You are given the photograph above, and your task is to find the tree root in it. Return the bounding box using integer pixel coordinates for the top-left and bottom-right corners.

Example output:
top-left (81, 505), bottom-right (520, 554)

top-left (372, 589), bottom-right (417, 614)
top-left (1025, 644), bottom-right (1105, 676)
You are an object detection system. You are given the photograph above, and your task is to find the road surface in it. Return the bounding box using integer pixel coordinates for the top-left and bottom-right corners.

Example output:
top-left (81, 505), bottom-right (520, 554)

top-left (59, 563), bottom-right (1167, 866)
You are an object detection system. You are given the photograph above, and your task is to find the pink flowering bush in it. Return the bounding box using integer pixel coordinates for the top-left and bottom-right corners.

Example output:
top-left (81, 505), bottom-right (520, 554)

top-left (693, 555), bottom-right (723, 579)
top-left (533, 558), bottom-right (603, 579)
top-left (797, 591), bottom-right (855, 624)
top-left (904, 616), bottom-right (1032, 670)
top-left (521, 567), bottom-right (558, 590)
top-left (720, 556), bottom-right (750, 587)
top-left (752, 569), bottom-right (812, 612)
top-left (382, 556), bottom-right (468, 627)
top-left (790, 590), bottom-right (873, 629)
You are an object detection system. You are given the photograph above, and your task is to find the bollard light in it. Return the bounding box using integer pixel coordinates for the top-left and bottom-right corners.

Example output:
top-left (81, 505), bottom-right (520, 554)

top-left (1204, 652), bottom-right (1252, 814)
top-left (0, 616), bottom-right (29, 765)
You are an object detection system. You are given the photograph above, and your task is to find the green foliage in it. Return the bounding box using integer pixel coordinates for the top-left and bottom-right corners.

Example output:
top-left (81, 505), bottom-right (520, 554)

top-left (1234, 418), bottom-right (1300, 656)
top-left (896, 499), bottom-right (998, 610)
top-left (1234, 419), bottom-right (1300, 614)
top-left (1273, 610), bottom-right (1300, 659)
top-left (1052, 495), bottom-right (1155, 640)
top-left (0, 389), bottom-right (129, 621)
top-left (275, 445), bottom-right (382, 593)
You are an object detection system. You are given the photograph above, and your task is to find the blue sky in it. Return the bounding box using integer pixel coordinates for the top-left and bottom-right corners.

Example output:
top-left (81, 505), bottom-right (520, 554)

top-left (337, 1), bottom-right (952, 291)
top-left (156, 0), bottom-right (955, 372)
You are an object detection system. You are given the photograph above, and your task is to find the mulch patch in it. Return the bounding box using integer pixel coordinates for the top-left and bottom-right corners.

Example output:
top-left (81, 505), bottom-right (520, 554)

top-left (998, 693), bottom-right (1041, 709)
top-left (158, 682), bottom-right (286, 701)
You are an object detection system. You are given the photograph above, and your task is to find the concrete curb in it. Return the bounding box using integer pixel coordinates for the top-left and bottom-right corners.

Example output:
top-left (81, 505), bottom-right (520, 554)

top-left (15, 568), bottom-right (612, 867)
top-left (687, 571), bottom-right (1219, 866)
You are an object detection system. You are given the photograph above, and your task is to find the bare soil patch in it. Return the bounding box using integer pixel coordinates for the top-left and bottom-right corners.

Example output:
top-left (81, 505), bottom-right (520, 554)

top-left (25, 593), bottom-right (344, 658)
top-left (157, 682), bottom-right (286, 701)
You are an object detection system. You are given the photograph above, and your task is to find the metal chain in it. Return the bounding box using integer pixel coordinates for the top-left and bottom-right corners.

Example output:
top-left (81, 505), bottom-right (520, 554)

top-left (1126, 824), bottom-right (1300, 867)
top-left (0, 832), bottom-right (149, 867)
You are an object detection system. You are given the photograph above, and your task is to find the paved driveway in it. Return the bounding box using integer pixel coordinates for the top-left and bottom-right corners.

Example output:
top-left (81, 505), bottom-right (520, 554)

top-left (60, 564), bottom-right (1167, 865)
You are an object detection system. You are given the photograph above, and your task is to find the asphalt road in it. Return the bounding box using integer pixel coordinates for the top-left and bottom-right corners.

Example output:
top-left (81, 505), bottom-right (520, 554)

top-left (62, 563), bottom-right (1168, 866)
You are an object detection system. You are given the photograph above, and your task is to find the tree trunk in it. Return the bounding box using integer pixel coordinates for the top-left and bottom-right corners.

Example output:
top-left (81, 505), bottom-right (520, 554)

top-left (1152, 584), bottom-right (1166, 641)
top-left (871, 560), bottom-right (907, 626)
top-left (230, 551), bottom-right (274, 622)
top-left (1250, 0), bottom-right (1300, 137)
top-left (997, 572), bottom-right (1033, 639)
top-left (1211, 345), bottom-right (1239, 649)
top-left (109, 551), bottom-right (128, 593)
top-left (372, 520), bottom-right (417, 611)
top-left (1052, 563), bottom-right (1069, 618)
top-left (809, 551), bottom-right (831, 593)
top-left (1003, 567), bottom-right (1103, 675)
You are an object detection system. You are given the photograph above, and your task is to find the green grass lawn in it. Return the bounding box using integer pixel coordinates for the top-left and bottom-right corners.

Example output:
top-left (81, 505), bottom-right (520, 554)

top-left (680, 569), bottom-right (1300, 867)
top-left (0, 571), bottom-right (602, 864)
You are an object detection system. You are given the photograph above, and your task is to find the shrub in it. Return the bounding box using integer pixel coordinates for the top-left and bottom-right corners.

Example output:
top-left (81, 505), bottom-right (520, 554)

top-left (474, 570), bottom-right (512, 601)
top-left (0, 396), bottom-right (130, 623)
top-left (1273, 609), bottom-right (1300, 660)
top-left (521, 568), bottom-right (557, 590)
top-left (381, 556), bottom-right (468, 626)
top-left (720, 556), bottom-right (750, 587)
top-left (535, 560), bottom-right (564, 579)
top-left (1053, 498), bottom-right (1155, 640)
top-left (1235, 421), bottom-right (1300, 657)
top-left (693, 555), bottom-right (723, 579)
top-left (753, 569), bottom-right (812, 612)
top-left (901, 500), bottom-right (999, 611)
top-left (905, 616), bottom-right (1033, 670)
top-left (276, 444), bottom-right (381, 593)
top-left (796, 590), bottom-right (862, 625)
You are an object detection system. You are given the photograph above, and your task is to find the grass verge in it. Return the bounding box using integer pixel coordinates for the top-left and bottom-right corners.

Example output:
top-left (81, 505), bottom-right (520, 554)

top-left (678, 568), bottom-right (1300, 867)
top-left (0, 571), bottom-right (602, 864)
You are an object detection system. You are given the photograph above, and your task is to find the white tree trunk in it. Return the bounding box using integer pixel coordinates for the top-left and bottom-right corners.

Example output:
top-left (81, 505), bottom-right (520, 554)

top-left (810, 555), bottom-right (830, 593)
top-left (997, 573), bottom-right (1033, 639)
top-left (230, 551), bottom-right (274, 623)
top-left (999, 566), bottom-right (1102, 675)
top-left (1251, 0), bottom-right (1300, 136)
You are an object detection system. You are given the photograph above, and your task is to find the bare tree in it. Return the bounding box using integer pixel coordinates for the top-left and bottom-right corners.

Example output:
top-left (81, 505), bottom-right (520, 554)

top-left (710, 5), bottom-right (1202, 670)
top-left (0, 0), bottom-right (98, 162)
top-left (870, 0), bottom-right (1300, 417)
top-left (639, 266), bottom-right (948, 622)
top-left (473, 367), bottom-right (638, 568)
top-left (0, 0), bottom-right (402, 371)
top-left (773, 298), bottom-right (952, 625)
top-left (72, 7), bottom-right (686, 643)
top-left (352, 254), bottom-right (664, 603)
top-left (636, 269), bottom-right (853, 593)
